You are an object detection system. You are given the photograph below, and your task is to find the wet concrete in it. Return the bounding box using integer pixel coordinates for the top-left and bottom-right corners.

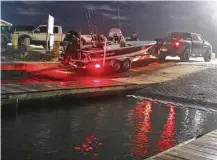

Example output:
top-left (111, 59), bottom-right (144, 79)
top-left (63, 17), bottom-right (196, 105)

top-left (137, 67), bottom-right (217, 108)
top-left (2, 96), bottom-right (217, 160)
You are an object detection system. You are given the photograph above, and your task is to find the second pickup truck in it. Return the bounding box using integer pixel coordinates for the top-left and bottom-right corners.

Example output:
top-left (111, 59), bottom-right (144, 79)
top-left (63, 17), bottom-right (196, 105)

top-left (155, 32), bottom-right (213, 62)
top-left (15, 25), bottom-right (92, 48)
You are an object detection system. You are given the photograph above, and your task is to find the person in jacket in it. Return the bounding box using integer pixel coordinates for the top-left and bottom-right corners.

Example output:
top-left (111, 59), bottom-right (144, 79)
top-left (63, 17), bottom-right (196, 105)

top-left (130, 32), bottom-right (139, 41)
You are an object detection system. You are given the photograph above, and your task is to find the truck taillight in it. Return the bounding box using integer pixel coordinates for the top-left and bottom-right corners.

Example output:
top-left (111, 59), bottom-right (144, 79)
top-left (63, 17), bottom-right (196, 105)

top-left (175, 42), bottom-right (180, 47)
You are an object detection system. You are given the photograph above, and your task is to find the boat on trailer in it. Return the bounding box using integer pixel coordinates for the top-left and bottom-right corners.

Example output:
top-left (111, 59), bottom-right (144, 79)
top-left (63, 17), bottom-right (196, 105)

top-left (60, 28), bottom-right (156, 73)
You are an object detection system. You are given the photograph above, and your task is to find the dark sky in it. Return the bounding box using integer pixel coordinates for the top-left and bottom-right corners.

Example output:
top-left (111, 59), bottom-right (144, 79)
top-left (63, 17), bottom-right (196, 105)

top-left (1, 1), bottom-right (217, 51)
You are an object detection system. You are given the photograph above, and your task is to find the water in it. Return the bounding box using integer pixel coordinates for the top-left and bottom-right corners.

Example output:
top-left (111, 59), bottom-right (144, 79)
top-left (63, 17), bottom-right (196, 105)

top-left (2, 96), bottom-right (217, 160)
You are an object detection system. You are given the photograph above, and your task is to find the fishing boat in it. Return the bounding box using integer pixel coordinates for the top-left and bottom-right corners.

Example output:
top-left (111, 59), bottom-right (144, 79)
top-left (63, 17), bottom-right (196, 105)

top-left (60, 28), bottom-right (156, 73)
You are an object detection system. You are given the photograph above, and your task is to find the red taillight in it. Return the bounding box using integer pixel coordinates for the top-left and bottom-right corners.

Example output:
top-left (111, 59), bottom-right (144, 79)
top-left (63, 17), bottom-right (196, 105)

top-left (95, 64), bottom-right (101, 68)
top-left (175, 42), bottom-right (180, 47)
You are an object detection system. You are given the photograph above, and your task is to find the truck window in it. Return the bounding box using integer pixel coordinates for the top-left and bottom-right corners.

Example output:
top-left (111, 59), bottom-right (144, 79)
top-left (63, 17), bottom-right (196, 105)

top-left (13, 26), bottom-right (35, 32)
top-left (168, 32), bottom-right (190, 40)
top-left (197, 35), bottom-right (204, 43)
top-left (191, 34), bottom-right (199, 41)
top-left (38, 26), bottom-right (47, 33)
top-left (54, 27), bottom-right (58, 34)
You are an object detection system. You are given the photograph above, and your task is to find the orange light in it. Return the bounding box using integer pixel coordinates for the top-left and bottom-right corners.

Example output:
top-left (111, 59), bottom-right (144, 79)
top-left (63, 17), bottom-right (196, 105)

top-left (95, 64), bottom-right (101, 68)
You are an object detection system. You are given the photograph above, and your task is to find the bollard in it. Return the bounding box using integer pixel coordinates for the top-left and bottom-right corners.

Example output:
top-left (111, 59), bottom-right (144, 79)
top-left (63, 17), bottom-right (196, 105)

top-left (52, 41), bottom-right (60, 56)
top-left (12, 33), bottom-right (18, 49)
top-left (23, 37), bottom-right (30, 51)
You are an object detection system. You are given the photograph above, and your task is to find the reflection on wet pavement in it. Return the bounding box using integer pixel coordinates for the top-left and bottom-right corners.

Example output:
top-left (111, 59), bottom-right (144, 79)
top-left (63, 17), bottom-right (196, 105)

top-left (2, 97), bottom-right (217, 160)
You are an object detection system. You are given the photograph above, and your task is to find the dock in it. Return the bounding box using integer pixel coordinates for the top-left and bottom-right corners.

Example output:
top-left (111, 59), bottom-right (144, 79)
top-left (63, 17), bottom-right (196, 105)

top-left (1, 79), bottom-right (142, 106)
top-left (146, 129), bottom-right (217, 160)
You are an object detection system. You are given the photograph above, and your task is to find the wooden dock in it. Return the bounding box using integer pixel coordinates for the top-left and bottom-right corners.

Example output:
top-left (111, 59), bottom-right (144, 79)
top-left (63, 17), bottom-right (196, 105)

top-left (146, 129), bottom-right (217, 160)
top-left (1, 79), bottom-right (142, 106)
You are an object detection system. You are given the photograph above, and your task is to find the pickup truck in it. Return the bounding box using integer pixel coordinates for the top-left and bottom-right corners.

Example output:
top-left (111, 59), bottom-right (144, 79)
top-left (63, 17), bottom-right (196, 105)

top-left (16, 25), bottom-right (65, 48)
top-left (156, 32), bottom-right (213, 62)
top-left (16, 25), bottom-right (92, 48)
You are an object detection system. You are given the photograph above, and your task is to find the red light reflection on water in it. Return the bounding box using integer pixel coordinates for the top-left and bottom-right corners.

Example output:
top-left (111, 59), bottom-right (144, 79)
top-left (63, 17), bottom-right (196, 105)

top-left (156, 103), bottom-right (176, 152)
top-left (74, 133), bottom-right (102, 158)
top-left (131, 100), bottom-right (152, 157)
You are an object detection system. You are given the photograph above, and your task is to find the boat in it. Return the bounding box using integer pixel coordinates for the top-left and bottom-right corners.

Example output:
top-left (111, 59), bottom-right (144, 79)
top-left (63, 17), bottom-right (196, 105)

top-left (60, 28), bottom-right (156, 73)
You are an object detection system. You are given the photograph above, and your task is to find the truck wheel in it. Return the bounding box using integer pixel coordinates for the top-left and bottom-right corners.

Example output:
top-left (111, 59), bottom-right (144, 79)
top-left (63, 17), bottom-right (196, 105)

top-left (19, 36), bottom-right (31, 46)
top-left (158, 52), bottom-right (167, 60)
top-left (180, 48), bottom-right (190, 62)
top-left (204, 50), bottom-right (212, 62)
top-left (122, 59), bottom-right (131, 72)
top-left (1, 35), bottom-right (8, 48)
top-left (113, 60), bottom-right (122, 73)
top-left (18, 37), bottom-right (24, 46)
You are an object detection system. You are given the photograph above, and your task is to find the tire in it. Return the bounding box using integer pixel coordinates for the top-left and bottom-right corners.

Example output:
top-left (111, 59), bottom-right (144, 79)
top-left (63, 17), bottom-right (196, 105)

top-left (18, 37), bottom-right (24, 46)
top-left (180, 48), bottom-right (190, 62)
top-left (1, 35), bottom-right (8, 48)
top-left (113, 60), bottom-right (122, 73)
top-left (158, 51), bottom-right (167, 60)
top-left (204, 50), bottom-right (212, 62)
top-left (19, 36), bottom-right (32, 47)
top-left (122, 59), bottom-right (131, 72)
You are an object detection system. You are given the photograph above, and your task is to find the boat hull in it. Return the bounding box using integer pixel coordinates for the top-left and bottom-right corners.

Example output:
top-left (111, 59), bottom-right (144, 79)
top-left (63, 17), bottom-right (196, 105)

top-left (60, 41), bottom-right (156, 70)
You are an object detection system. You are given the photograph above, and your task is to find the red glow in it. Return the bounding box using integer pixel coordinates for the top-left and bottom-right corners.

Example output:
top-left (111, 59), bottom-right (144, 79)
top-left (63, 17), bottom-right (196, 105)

top-left (175, 42), bottom-right (180, 47)
top-left (95, 64), bottom-right (101, 68)
top-left (131, 100), bottom-right (152, 158)
top-left (74, 133), bottom-right (102, 158)
top-left (156, 103), bottom-right (176, 152)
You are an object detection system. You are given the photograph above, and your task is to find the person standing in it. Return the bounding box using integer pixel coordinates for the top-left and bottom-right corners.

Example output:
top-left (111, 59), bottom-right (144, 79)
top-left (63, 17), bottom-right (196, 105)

top-left (130, 32), bottom-right (139, 41)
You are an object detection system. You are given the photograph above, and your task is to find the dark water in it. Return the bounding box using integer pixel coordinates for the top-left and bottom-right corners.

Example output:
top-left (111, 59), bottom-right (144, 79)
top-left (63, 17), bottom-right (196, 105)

top-left (2, 96), bottom-right (217, 160)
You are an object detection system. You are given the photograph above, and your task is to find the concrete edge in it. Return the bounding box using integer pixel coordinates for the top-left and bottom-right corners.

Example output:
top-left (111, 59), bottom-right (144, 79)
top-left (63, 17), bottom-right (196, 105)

top-left (1, 83), bottom-right (151, 106)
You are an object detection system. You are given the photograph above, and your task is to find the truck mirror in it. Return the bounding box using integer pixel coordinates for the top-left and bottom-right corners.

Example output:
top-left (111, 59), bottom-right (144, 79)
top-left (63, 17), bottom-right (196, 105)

top-left (34, 28), bottom-right (40, 33)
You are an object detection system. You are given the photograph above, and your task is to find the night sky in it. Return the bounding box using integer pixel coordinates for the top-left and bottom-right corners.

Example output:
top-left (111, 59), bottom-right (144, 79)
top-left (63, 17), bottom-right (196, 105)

top-left (1, 1), bottom-right (217, 51)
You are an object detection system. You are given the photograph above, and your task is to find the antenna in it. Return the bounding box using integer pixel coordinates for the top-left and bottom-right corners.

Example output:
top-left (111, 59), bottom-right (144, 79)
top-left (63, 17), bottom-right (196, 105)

top-left (118, 5), bottom-right (120, 28)
top-left (87, 9), bottom-right (94, 34)
top-left (85, 9), bottom-right (93, 35)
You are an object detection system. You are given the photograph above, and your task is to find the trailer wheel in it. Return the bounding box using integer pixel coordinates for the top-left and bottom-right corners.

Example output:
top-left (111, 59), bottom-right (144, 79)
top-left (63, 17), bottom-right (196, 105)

top-left (204, 49), bottom-right (212, 62)
top-left (113, 60), bottom-right (122, 73)
top-left (122, 59), bottom-right (131, 72)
